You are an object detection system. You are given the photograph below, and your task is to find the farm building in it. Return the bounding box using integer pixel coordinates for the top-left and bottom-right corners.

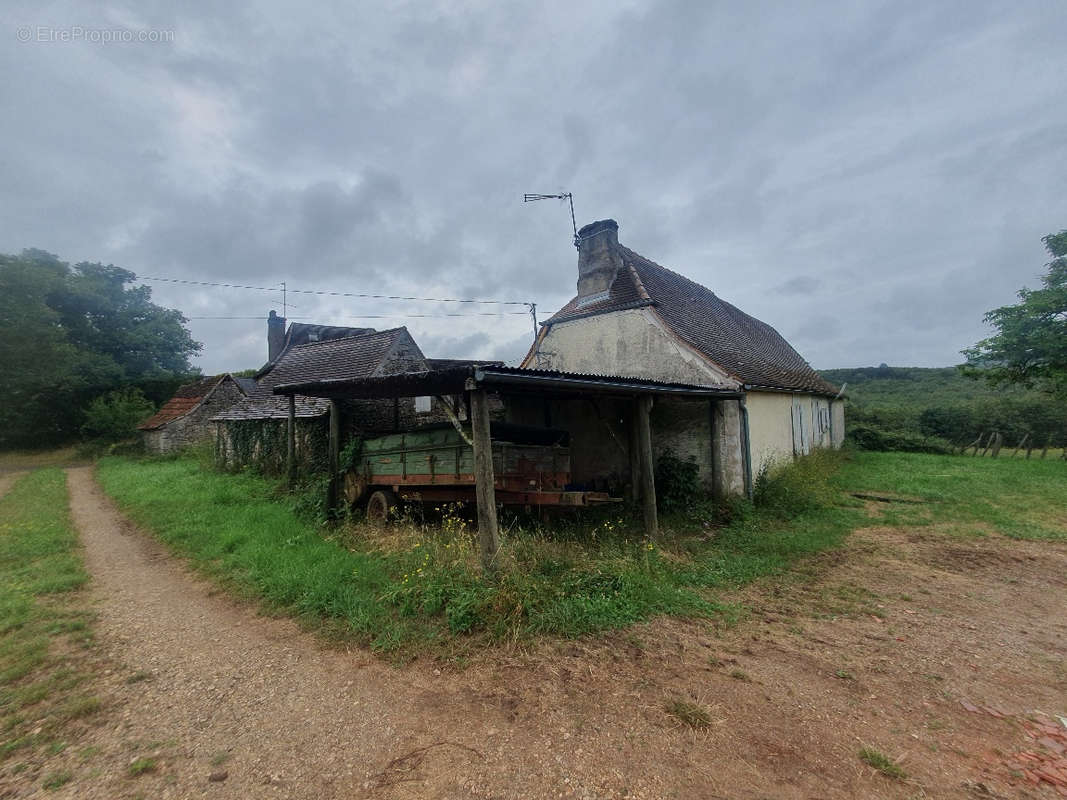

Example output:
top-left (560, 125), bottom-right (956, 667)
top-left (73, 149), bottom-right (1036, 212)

top-left (524, 219), bottom-right (844, 491)
top-left (211, 319), bottom-right (474, 474)
top-left (138, 374), bottom-right (254, 455)
top-left (272, 363), bottom-right (742, 547)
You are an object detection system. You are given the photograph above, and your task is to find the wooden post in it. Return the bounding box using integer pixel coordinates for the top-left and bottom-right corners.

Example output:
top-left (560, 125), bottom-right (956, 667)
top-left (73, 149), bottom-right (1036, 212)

top-left (635, 394), bottom-right (658, 539)
top-left (327, 400), bottom-right (340, 511)
top-left (469, 388), bottom-right (500, 573)
top-left (628, 404), bottom-right (641, 504)
top-left (1014, 433), bottom-right (1029, 458)
top-left (286, 394), bottom-right (297, 488)
top-left (989, 431), bottom-right (1003, 459)
top-left (1041, 439), bottom-right (1050, 459)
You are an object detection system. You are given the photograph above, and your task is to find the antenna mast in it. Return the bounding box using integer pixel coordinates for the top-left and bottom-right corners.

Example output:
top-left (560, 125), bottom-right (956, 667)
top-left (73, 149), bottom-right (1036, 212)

top-left (524, 192), bottom-right (579, 249)
top-left (523, 191), bottom-right (580, 367)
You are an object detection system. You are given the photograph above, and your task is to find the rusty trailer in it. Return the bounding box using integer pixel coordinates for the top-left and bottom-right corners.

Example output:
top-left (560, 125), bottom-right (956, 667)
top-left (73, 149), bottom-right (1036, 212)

top-left (344, 423), bottom-right (617, 519)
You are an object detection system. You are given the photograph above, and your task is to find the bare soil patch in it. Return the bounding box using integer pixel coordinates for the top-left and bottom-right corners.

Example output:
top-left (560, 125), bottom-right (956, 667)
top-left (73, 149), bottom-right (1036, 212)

top-left (0, 471), bottom-right (23, 498)
top-left (16, 467), bottom-right (1066, 799)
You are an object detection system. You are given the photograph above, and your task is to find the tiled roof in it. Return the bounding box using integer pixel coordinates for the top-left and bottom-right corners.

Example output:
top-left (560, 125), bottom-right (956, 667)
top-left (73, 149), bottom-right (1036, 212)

top-left (546, 245), bottom-right (840, 396)
top-left (284, 322), bottom-right (375, 349)
top-left (214, 328), bottom-right (423, 421)
top-left (233, 376), bottom-right (257, 394)
top-left (138, 376), bottom-right (222, 430)
top-left (257, 322), bottom-right (376, 375)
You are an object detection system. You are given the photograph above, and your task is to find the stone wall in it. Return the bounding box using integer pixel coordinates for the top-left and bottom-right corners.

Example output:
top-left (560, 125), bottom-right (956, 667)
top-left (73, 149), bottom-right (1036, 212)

top-left (503, 392), bottom-right (721, 496)
top-left (144, 378), bottom-right (247, 455)
top-left (214, 417), bottom-right (329, 475)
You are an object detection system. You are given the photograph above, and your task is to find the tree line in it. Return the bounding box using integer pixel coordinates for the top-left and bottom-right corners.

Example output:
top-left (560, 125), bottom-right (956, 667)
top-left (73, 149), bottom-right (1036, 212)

top-left (0, 250), bottom-right (200, 448)
top-left (823, 228), bottom-right (1067, 455)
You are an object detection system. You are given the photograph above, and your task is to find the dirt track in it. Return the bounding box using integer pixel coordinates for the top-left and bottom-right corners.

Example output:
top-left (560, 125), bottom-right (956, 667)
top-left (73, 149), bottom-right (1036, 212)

top-left (14, 468), bottom-right (1067, 798)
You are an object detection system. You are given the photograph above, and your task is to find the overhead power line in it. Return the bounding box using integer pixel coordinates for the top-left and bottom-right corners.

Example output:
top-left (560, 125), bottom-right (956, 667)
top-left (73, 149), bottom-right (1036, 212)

top-left (137, 275), bottom-right (530, 306)
top-left (186, 312), bottom-right (534, 320)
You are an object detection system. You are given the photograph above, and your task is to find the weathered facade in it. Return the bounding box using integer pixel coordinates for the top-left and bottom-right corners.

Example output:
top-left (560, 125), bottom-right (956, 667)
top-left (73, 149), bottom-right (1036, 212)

top-left (525, 219), bottom-right (844, 491)
top-left (212, 321), bottom-right (443, 473)
top-left (139, 374), bottom-right (253, 455)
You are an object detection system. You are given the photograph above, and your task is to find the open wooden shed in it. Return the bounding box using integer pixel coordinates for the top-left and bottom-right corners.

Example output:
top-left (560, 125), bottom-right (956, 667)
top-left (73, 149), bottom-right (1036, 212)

top-left (273, 365), bottom-right (743, 570)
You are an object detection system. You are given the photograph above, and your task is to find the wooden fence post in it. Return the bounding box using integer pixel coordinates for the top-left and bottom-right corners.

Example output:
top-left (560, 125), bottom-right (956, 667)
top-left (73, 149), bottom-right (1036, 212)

top-left (469, 387), bottom-right (500, 574)
top-left (1014, 433), bottom-right (1029, 458)
top-left (989, 431), bottom-right (1003, 459)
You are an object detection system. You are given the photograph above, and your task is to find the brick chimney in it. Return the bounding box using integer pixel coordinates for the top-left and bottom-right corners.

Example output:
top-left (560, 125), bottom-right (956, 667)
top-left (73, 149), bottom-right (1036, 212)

top-left (267, 310), bottom-right (286, 362)
top-left (576, 219), bottom-right (623, 301)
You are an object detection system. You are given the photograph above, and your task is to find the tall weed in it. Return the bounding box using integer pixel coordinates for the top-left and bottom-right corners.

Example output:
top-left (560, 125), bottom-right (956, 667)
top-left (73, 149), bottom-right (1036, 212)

top-left (754, 449), bottom-right (846, 517)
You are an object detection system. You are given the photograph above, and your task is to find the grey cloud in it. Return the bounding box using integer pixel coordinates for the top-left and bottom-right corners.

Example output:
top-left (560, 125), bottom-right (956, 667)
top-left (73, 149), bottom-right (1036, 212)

top-left (2, 0), bottom-right (1065, 374)
top-left (772, 276), bottom-right (822, 296)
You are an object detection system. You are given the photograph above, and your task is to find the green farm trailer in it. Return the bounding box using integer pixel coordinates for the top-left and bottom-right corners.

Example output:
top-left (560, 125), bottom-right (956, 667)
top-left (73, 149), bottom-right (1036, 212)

top-left (343, 423), bottom-right (618, 519)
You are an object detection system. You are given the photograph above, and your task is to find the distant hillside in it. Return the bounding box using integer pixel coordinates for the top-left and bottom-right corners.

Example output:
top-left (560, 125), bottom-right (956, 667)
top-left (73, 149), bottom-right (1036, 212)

top-left (818, 365), bottom-right (1024, 409)
top-left (817, 365), bottom-right (1066, 448)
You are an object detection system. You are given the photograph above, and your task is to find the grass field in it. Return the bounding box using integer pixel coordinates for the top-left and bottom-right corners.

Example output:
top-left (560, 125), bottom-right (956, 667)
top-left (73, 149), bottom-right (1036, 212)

top-left (95, 450), bottom-right (1066, 656)
top-left (835, 451), bottom-right (1067, 540)
top-left (0, 470), bottom-right (99, 763)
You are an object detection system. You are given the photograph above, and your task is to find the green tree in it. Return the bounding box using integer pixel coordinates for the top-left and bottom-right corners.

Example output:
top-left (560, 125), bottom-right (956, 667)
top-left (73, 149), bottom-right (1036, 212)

top-left (0, 250), bottom-right (201, 447)
top-left (963, 231), bottom-right (1067, 397)
top-left (80, 388), bottom-right (155, 442)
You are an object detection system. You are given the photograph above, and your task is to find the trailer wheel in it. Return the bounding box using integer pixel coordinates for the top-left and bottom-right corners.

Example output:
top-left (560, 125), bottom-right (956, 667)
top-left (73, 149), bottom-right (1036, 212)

top-left (365, 489), bottom-right (397, 525)
top-left (343, 471), bottom-right (368, 507)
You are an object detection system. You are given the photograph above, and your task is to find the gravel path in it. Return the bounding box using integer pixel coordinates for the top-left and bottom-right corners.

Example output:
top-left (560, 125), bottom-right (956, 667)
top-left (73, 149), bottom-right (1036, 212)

top-left (40, 466), bottom-right (1067, 799)
top-left (63, 467), bottom-right (497, 799)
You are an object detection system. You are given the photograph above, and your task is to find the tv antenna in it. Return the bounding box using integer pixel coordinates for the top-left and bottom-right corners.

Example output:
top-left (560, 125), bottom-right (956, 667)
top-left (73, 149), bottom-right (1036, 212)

top-left (524, 192), bottom-right (579, 249)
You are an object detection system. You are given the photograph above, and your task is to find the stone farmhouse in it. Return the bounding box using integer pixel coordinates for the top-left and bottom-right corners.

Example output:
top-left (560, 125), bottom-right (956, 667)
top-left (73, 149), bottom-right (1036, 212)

top-left (524, 219), bottom-right (844, 493)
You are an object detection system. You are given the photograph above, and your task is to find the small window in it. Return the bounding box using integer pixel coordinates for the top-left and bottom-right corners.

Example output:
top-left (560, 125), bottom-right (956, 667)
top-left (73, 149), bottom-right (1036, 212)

top-left (415, 396), bottom-right (432, 414)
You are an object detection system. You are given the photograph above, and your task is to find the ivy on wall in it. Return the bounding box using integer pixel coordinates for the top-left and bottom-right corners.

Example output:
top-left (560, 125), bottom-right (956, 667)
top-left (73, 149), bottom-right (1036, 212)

top-left (217, 419), bottom-right (329, 475)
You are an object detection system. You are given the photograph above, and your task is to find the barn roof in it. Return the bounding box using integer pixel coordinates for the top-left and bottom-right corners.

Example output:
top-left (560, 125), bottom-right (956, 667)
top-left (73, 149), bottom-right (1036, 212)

top-left (138, 375), bottom-right (251, 431)
top-left (273, 364), bottom-right (744, 400)
top-left (257, 321), bottom-right (376, 376)
top-left (545, 244), bottom-right (840, 396)
top-left (214, 327), bottom-right (425, 421)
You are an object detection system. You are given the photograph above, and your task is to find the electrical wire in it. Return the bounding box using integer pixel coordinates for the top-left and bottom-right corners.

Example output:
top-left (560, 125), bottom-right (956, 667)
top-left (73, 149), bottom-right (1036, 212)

top-left (186, 312), bottom-right (533, 320)
top-left (138, 275), bottom-right (530, 306)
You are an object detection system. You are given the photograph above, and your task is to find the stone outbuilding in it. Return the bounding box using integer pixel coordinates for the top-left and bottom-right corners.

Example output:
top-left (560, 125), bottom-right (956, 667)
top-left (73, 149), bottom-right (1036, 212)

top-left (524, 219), bottom-right (844, 496)
top-left (211, 321), bottom-right (443, 474)
top-left (138, 374), bottom-right (254, 455)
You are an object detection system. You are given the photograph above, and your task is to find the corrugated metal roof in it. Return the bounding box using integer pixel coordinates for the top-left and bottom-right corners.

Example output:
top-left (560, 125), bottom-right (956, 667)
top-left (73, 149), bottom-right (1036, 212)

top-left (272, 364), bottom-right (743, 400)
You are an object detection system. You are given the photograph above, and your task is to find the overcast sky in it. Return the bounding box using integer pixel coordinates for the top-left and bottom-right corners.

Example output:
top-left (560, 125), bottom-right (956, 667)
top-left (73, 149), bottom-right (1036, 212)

top-left (3, 1), bottom-right (1064, 374)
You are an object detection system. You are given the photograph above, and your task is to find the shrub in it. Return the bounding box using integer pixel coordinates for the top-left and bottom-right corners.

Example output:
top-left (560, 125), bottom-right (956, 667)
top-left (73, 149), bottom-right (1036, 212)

top-left (846, 423), bottom-right (954, 455)
top-left (286, 474), bottom-right (333, 525)
top-left (80, 387), bottom-right (154, 442)
top-left (654, 449), bottom-right (700, 514)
